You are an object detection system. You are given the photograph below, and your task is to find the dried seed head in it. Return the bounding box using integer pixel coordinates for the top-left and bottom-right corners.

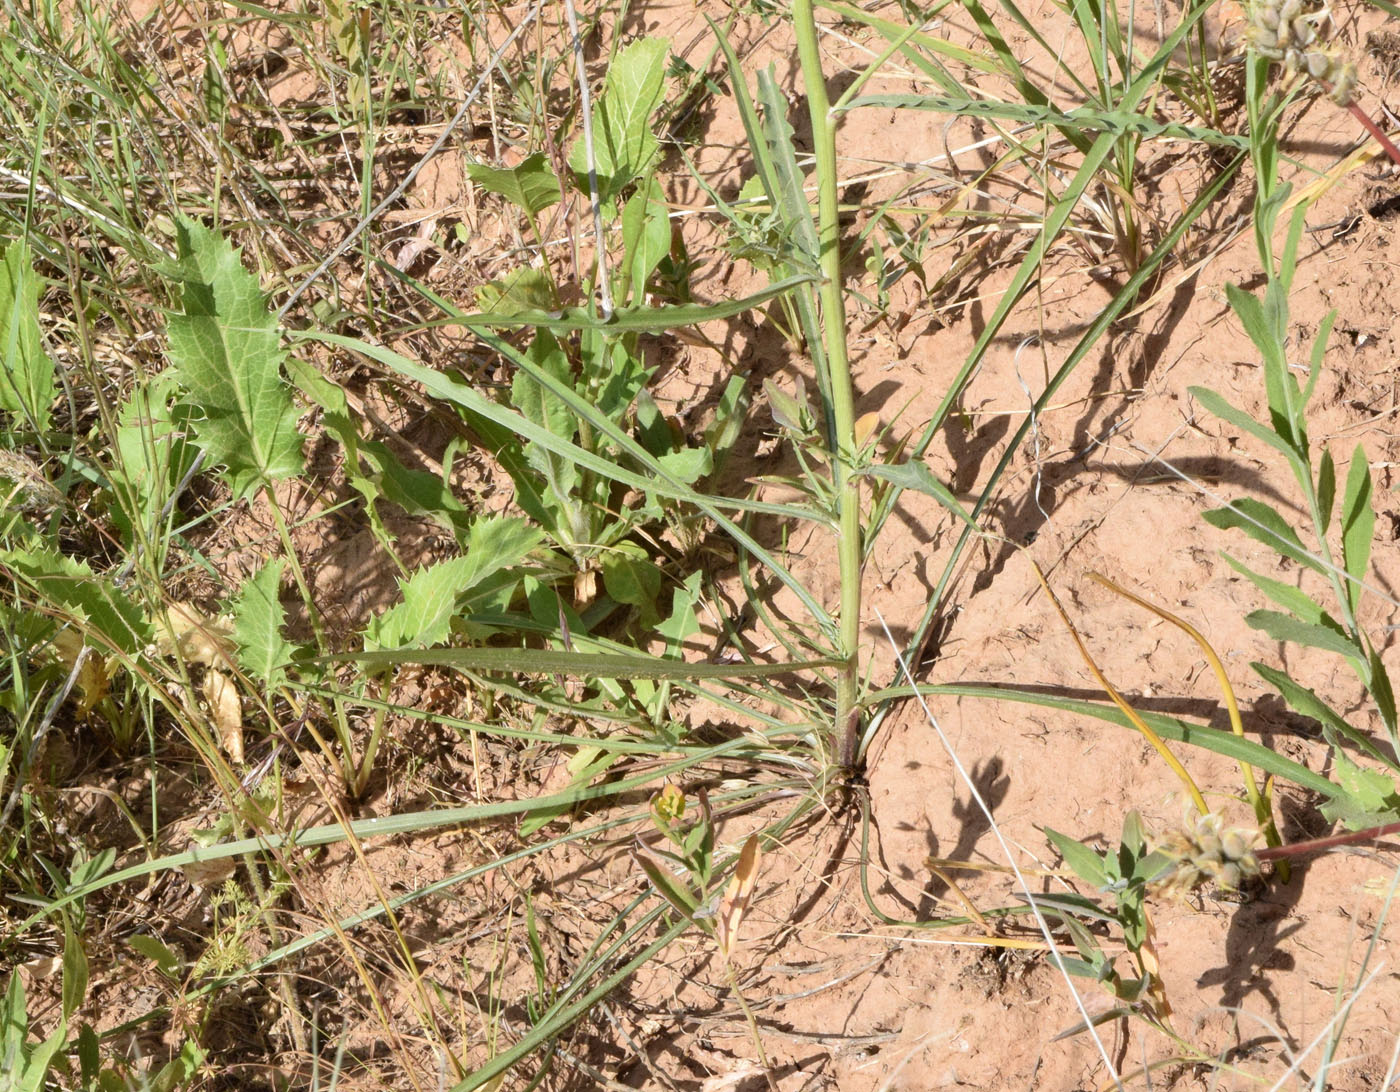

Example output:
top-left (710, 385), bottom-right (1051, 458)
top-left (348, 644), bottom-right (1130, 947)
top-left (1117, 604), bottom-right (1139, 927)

top-left (1247, 0), bottom-right (1356, 102)
top-left (1150, 811), bottom-right (1262, 900)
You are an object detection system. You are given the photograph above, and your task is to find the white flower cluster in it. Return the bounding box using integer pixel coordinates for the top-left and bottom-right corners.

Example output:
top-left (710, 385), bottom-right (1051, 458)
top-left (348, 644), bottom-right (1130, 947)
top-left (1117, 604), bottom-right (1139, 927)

top-left (1248, 0), bottom-right (1357, 104)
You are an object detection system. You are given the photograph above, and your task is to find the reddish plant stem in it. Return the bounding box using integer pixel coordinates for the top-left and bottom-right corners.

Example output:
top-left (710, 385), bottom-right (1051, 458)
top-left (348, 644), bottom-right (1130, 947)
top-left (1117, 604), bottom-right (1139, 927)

top-left (1257, 819), bottom-right (1400, 863)
top-left (1347, 101), bottom-right (1400, 168)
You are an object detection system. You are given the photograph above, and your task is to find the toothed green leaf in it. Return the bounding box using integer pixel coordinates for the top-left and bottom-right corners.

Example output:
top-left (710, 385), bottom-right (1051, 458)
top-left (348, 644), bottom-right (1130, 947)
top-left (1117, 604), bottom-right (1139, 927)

top-left (0, 239), bottom-right (55, 434)
top-left (232, 558), bottom-right (294, 689)
top-left (167, 219), bottom-right (304, 499)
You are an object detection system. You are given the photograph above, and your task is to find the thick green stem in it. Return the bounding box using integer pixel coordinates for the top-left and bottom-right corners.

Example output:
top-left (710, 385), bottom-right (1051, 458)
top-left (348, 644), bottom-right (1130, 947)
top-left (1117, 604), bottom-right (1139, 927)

top-left (792, 0), bottom-right (863, 769)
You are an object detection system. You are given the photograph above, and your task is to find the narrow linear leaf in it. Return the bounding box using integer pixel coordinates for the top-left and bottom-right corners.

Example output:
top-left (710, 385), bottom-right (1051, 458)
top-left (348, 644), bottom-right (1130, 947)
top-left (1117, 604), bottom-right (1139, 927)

top-left (840, 94), bottom-right (1246, 147)
top-left (1202, 498), bottom-right (1324, 574)
top-left (128, 934), bottom-right (182, 979)
top-left (858, 461), bottom-right (977, 529)
top-left (1316, 446), bottom-right (1336, 536)
top-left (1190, 385), bottom-right (1301, 464)
top-left (877, 681), bottom-right (1343, 800)
top-left (1225, 282), bottom-right (1287, 374)
top-left (332, 645), bottom-right (840, 682)
top-left (1220, 553), bottom-right (1326, 624)
top-left (61, 921), bottom-right (88, 1021)
top-left (1340, 444), bottom-right (1374, 614)
top-left (632, 840), bottom-right (700, 920)
top-left (1303, 310), bottom-right (1337, 408)
top-left (436, 273), bottom-right (816, 333)
top-left (1369, 646), bottom-right (1397, 738)
top-left (1245, 609), bottom-right (1361, 661)
top-left (1251, 661), bottom-right (1394, 767)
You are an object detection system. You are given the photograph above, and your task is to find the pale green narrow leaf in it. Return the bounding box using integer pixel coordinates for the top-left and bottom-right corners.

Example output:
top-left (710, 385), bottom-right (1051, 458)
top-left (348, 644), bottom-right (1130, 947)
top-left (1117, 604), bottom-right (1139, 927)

top-left (1225, 283), bottom-right (1281, 366)
top-left (902, 681), bottom-right (1342, 799)
top-left (440, 273), bottom-right (816, 333)
top-left (757, 68), bottom-right (819, 267)
top-left (858, 461), bottom-right (978, 529)
top-left (3, 973), bottom-right (24, 1065)
top-left (128, 934), bottom-right (182, 979)
top-left (1251, 661), bottom-right (1393, 767)
top-left (1370, 646), bottom-right (1397, 737)
top-left (1220, 553), bottom-right (1325, 624)
top-left (232, 558), bottom-right (293, 688)
top-left (0, 239), bottom-right (56, 434)
top-left (1316, 446), bottom-right (1336, 535)
top-left (1190, 385), bottom-right (1299, 463)
top-left (1245, 609), bottom-right (1361, 661)
top-left (465, 153), bottom-right (562, 217)
top-left (1340, 444), bottom-right (1374, 614)
top-left (110, 374), bottom-right (198, 547)
top-left (1044, 827), bottom-right (1109, 888)
top-left (61, 920), bottom-right (87, 1021)
top-left (1202, 499), bottom-right (1324, 574)
top-left (840, 94), bottom-right (1245, 147)
top-left (568, 37), bottom-right (670, 203)
top-left (335, 644), bottom-right (841, 682)
top-left (167, 218), bottom-right (304, 498)
top-left (620, 177), bottom-right (671, 305)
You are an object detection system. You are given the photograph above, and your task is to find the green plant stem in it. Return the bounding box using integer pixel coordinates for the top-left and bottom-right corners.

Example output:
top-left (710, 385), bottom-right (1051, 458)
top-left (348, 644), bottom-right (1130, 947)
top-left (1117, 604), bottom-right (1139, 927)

top-left (792, 0), bottom-right (863, 770)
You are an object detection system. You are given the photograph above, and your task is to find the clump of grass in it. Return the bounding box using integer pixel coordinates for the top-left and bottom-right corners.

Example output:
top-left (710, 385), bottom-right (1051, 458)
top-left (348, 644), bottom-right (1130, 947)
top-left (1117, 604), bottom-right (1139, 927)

top-left (2, 0), bottom-right (1398, 1088)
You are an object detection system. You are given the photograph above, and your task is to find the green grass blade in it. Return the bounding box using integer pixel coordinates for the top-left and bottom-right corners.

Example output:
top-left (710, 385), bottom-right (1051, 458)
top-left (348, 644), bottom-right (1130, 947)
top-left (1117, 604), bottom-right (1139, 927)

top-left (426, 273), bottom-right (816, 333)
top-left (884, 148), bottom-right (1245, 679)
top-left (331, 645), bottom-right (841, 682)
top-left (840, 95), bottom-right (1244, 147)
top-left (870, 681), bottom-right (1343, 799)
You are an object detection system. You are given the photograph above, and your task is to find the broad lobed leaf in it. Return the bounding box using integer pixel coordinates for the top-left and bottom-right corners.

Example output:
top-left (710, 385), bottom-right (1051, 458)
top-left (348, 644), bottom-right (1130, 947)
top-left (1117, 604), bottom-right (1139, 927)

top-left (166, 218), bottom-right (304, 499)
